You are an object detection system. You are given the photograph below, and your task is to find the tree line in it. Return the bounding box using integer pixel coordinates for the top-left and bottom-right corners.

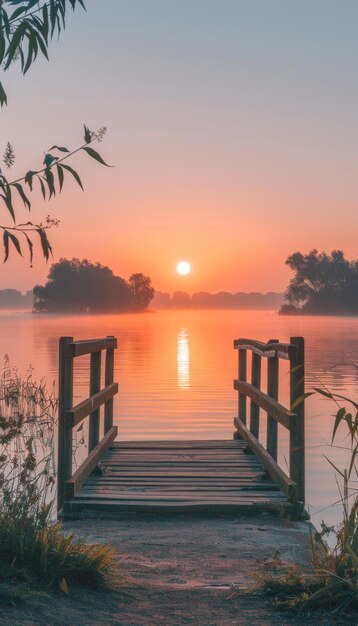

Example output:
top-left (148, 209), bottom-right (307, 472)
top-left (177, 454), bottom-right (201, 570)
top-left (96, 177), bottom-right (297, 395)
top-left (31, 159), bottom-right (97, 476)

top-left (153, 291), bottom-right (283, 310)
top-left (33, 258), bottom-right (154, 313)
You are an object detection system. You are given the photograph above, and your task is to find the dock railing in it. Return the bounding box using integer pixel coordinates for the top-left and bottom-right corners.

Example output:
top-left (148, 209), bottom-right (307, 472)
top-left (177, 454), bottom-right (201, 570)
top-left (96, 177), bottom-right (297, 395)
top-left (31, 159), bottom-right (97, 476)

top-left (57, 336), bottom-right (118, 512)
top-left (233, 337), bottom-right (305, 510)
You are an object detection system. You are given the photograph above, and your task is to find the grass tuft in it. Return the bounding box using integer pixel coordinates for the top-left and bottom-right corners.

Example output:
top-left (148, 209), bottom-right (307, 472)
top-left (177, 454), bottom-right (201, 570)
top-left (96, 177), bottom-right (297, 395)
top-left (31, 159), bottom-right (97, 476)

top-left (0, 361), bottom-right (120, 602)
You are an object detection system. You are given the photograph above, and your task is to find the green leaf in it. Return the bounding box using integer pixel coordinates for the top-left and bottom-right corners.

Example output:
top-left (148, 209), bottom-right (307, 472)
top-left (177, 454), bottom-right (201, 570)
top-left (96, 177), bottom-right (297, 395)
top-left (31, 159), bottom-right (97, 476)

top-left (61, 163), bottom-right (84, 190)
top-left (37, 228), bottom-right (52, 261)
top-left (4, 22), bottom-right (27, 70)
top-left (10, 6), bottom-right (27, 22)
top-left (44, 168), bottom-right (55, 197)
top-left (332, 407), bottom-right (346, 443)
top-left (83, 124), bottom-right (92, 143)
top-left (43, 153), bottom-right (58, 167)
top-left (291, 391), bottom-right (314, 411)
top-left (0, 81), bottom-right (8, 107)
top-left (0, 185), bottom-right (15, 221)
top-left (82, 146), bottom-right (111, 167)
top-left (313, 387), bottom-right (334, 400)
top-left (56, 163), bottom-right (64, 191)
top-left (38, 176), bottom-right (46, 200)
top-left (49, 145), bottom-right (70, 153)
top-left (25, 170), bottom-right (38, 191)
top-left (12, 182), bottom-right (31, 210)
top-left (3, 230), bottom-right (9, 263)
top-left (23, 232), bottom-right (34, 267)
top-left (7, 231), bottom-right (22, 257)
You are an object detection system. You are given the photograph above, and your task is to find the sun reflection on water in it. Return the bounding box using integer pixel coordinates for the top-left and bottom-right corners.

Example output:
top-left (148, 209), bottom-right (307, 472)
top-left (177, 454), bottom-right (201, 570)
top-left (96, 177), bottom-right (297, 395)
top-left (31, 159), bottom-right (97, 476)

top-left (177, 328), bottom-right (190, 389)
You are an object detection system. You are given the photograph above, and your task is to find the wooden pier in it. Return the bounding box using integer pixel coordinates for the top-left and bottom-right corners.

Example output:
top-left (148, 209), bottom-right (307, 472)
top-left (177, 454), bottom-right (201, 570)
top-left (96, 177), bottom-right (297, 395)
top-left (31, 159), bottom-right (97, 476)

top-left (57, 336), bottom-right (305, 519)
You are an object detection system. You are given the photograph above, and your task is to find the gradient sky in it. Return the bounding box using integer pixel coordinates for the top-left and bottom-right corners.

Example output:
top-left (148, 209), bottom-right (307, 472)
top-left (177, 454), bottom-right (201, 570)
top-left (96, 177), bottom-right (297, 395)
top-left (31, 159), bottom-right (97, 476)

top-left (1, 0), bottom-right (358, 293)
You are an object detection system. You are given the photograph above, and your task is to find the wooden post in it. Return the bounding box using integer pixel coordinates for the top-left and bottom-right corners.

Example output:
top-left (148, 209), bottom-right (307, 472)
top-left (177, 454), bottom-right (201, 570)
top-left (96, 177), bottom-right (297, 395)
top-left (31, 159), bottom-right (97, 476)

top-left (89, 351), bottom-right (101, 451)
top-left (267, 339), bottom-right (279, 460)
top-left (58, 336), bottom-right (74, 512)
top-left (250, 353), bottom-right (261, 439)
top-left (104, 337), bottom-right (115, 433)
top-left (238, 349), bottom-right (247, 425)
top-left (289, 337), bottom-right (305, 507)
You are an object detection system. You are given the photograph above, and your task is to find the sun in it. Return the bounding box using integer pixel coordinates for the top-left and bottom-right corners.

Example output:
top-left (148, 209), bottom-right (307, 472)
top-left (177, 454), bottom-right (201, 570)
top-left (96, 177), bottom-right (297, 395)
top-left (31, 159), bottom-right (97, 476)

top-left (177, 261), bottom-right (191, 276)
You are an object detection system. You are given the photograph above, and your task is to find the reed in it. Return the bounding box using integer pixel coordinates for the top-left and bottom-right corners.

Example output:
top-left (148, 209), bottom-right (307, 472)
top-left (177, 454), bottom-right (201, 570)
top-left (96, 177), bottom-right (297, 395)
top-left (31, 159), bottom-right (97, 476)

top-left (0, 361), bottom-right (119, 602)
top-left (253, 384), bottom-right (358, 615)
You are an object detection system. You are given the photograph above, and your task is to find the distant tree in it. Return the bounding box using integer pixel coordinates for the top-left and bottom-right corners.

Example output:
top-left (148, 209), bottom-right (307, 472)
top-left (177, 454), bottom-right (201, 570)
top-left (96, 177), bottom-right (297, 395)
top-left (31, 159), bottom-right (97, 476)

top-left (281, 249), bottom-right (358, 314)
top-left (172, 291), bottom-right (191, 308)
top-left (33, 259), bottom-right (154, 313)
top-left (129, 273), bottom-right (155, 311)
top-left (150, 291), bottom-right (171, 309)
top-left (0, 1), bottom-right (109, 263)
top-left (191, 292), bottom-right (213, 308)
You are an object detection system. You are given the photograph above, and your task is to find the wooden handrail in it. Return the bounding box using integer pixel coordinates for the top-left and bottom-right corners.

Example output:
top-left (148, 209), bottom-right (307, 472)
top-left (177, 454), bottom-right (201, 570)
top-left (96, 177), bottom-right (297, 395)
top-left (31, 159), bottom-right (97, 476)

top-left (67, 383), bottom-right (118, 427)
top-left (65, 426), bottom-right (118, 500)
top-left (66, 336), bottom-right (117, 358)
top-left (233, 336), bottom-right (305, 512)
top-left (234, 418), bottom-right (297, 502)
top-left (57, 335), bottom-right (118, 513)
top-left (234, 338), bottom-right (296, 360)
top-left (234, 380), bottom-right (295, 429)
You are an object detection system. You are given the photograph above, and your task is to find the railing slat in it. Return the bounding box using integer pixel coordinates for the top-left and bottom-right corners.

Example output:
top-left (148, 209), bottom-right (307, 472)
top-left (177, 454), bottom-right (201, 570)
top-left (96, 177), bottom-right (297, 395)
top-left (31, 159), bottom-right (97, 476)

top-left (250, 353), bottom-right (261, 438)
top-left (104, 342), bottom-right (115, 433)
top-left (234, 380), bottom-right (293, 429)
top-left (65, 426), bottom-right (118, 500)
top-left (58, 336), bottom-right (74, 511)
top-left (89, 351), bottom-right (101, 451)
top-left (289, 337), bottom-right (305, 508)
top-left (234, 417), bottom-right (297, 503)
top-left (238, 348), bottom-right (247, 426)
top-left (67, 383), bottom-right (118, 427)
top-left (267, 339), bottom-right (279, 461)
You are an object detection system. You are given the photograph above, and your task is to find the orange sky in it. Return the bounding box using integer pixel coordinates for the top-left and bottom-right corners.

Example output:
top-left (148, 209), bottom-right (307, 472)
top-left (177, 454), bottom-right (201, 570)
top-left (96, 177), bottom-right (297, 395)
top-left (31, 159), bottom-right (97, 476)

top-left (1, 1), bottom-right (358, 294)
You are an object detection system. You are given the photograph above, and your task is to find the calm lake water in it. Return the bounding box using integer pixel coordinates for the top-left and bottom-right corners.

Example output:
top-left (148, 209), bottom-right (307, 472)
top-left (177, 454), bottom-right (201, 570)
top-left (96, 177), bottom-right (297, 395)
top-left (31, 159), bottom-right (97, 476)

top-left (1, 308), bottom-right (358, 527)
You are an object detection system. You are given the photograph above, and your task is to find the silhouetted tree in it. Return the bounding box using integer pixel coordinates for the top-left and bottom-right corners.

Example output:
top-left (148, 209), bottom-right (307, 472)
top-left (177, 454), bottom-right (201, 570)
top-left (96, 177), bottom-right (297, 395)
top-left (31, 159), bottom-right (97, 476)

top-left (281, 250), bottom-right (358, 314)
top-left (129, 273), bottom-right (155, 311)
top-left (172, 291), bottom-right (191, 308)
top-left (33, 259), bottom-right (154, 313)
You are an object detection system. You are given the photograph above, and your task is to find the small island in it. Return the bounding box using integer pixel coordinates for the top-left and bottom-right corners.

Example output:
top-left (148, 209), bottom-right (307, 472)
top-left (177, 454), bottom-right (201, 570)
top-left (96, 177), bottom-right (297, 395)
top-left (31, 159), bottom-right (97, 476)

top-left (33, 258), bottom-right (155, 313)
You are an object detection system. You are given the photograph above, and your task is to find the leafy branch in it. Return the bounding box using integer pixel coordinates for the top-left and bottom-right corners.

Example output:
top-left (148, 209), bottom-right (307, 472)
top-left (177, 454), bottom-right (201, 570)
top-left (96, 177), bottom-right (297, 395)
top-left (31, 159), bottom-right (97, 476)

top-left (0, 0), bottom-right (86, 106)
top-left (0, 125), bottom-right (110, 264)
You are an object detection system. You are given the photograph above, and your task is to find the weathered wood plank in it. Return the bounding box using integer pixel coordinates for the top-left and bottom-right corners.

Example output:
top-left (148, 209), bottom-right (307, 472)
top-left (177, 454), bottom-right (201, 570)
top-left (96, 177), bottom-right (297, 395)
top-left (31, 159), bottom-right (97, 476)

top-left (250, 352), bottom-right (261, 438)
top-left (234, 380), bottom-right (294, 429)
top-left (267, 339), bottom-right (279, 461)
top-left (66, 336), bottom-right (117, 358)
top-left (65, 426), bottom-right (118, 500)
top-left (67, 383), bottom-right (118, 427)
top-left (234, 417), bottom-right (297, 502)
top-left (57, 336), bottom-right (74, 512)
top-left (63, 500), bottom-right (290, 517)
top-left (234, 338), bottom-right (295, 360)
top-left (110, 440), bottom-right (244, 448)
top-left (89, 351), bottom-right (101, 451)
top-left (104, 343), bottom-right (115, 432)
top-left (289, 336), bottom-right (305, 508)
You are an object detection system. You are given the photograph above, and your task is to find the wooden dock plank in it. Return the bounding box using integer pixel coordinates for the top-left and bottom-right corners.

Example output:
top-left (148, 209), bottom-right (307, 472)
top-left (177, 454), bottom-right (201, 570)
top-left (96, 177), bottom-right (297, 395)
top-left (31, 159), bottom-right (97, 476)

top-left (61, 439), bottom-right (291, 518)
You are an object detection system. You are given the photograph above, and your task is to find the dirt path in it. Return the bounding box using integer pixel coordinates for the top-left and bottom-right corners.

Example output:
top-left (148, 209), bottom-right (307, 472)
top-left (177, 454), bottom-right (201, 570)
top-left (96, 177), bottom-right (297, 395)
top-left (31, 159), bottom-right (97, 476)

top-left (0, 513), bottom-right (353, 625)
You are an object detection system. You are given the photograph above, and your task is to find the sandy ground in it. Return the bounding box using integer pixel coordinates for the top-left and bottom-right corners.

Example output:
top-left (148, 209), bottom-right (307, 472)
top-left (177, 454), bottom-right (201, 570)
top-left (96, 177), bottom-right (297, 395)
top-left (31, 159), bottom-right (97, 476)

top-left (0, 512), bottom-right (355, 625)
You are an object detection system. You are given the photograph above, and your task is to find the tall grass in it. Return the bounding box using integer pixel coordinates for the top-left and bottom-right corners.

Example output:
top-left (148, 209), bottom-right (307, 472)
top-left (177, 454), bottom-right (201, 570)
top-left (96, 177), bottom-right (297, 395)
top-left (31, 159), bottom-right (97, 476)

top-left (0, 361), bottom-right (119, 600)
top-left (254, 385), bottom-right (357, 615)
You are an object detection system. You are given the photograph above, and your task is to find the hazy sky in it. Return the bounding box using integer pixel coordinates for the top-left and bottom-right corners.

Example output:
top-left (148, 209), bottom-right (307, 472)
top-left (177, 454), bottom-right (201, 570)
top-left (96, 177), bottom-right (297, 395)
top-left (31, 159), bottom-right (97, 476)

top-left (1, 0), bottom-right (358, 293)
